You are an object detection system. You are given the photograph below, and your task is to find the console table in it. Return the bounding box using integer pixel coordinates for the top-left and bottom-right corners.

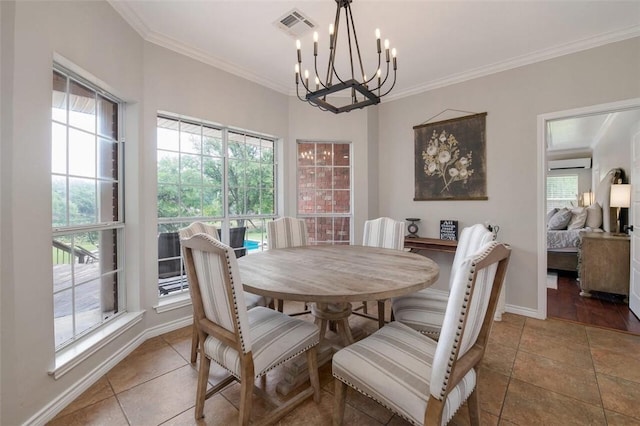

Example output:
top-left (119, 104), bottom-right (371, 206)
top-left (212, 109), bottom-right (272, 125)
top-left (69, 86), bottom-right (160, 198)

top-left (404, 237), bottom-right (458, 253)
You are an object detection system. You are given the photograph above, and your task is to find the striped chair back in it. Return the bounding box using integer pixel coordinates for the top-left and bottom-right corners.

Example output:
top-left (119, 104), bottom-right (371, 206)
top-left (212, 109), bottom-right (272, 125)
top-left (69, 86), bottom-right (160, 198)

top-left (181, 234), bottom-right (252, 354)
top-left (430, 241), bottom-right (510, 400)
top-left (178, 221), bottom-right (220, 240)
top-left (363, 217), bottom-right (405, 250)
top-left (267, 217), bottom-right (308, 249)
top-left (450, 224), bottom-right (495, 286)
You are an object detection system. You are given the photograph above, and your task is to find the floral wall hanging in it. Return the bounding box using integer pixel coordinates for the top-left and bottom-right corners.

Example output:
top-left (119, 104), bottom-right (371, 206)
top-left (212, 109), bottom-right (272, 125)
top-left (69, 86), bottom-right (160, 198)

top-left (413, 112), bottom-right (488, 200)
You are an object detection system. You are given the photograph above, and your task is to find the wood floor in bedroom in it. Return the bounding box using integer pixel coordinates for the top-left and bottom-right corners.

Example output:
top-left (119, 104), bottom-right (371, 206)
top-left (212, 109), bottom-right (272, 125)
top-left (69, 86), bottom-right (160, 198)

top-left (547, 271), bottom-right (640, 334)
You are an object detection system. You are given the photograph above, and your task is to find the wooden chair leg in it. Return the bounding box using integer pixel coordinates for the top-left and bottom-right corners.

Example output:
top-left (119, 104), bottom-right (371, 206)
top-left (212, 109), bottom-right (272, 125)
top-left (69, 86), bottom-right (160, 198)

top-left (467, 387), bottom-right (481, 426)
top-left (194, 354), bottom-right (210, 420)
top-left (333, 379), bottom-right (347, 426)
top-left (277, 299), bottom-right (284, 312)
top-left (377, 300), bottom-right (386, 329)
top-left (190, 321), bottom-right (199, 364)
top-left (239, 376), bottom-right (254, 426)
top-left (306, 347), bottom-right (321, 403)
top-left (362, 301), bottom-right (368, 314)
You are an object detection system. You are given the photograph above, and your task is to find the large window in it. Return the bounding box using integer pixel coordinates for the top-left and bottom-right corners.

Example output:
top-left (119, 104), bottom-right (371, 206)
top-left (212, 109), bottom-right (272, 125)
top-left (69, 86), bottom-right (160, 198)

top-left (51, 66), bottom-right (124, 349)
top-left (157, 115), bottom-right (277, 296)
top-left (297, 142), bottom-right (352, 244)
top-left (547, 174), bottom-right (579, 210)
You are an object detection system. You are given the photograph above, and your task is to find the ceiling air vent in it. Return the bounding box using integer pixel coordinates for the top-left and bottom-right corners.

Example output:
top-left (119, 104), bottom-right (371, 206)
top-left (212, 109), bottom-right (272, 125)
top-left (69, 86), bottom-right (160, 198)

top-left (275, 9), bottom-right (316, 38)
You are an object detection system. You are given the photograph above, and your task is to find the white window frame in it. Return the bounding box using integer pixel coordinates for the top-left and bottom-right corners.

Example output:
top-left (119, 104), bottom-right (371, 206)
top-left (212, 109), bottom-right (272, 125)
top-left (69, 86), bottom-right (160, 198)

top-left (51, 63), bottom-right (127, 364)
top-left (156, 114), bottom-right (279, 298)
top-left (547, 174), bottom-right (579, 210)
top-left (296, 141), bottom-right (353, 245)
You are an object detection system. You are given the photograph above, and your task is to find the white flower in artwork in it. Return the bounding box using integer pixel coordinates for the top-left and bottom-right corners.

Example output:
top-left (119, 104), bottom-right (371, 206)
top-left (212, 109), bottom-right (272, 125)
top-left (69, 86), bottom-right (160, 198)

top-left (421, 128), bottom-right (474, 193)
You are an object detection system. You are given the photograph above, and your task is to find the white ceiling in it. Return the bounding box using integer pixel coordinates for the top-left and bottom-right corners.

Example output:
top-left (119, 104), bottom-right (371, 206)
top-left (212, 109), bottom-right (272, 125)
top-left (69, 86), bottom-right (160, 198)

top-left (109, 0), bottom-right (640, 101)
top-left (547, 109), bottom-right (640, 152)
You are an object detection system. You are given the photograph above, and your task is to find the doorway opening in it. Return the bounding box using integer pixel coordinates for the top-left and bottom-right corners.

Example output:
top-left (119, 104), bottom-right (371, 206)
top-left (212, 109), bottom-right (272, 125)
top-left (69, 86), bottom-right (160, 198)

top-left (538, 99), bottom-right (640, 334)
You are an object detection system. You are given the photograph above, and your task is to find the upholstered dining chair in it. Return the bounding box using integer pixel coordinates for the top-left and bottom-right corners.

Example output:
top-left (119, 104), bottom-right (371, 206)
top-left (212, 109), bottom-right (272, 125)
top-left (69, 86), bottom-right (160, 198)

top-left (357, 217), bottom-right (405, 328)
top-left (179, 222), bottom-right (268, 364)
top-left (266, 216), bottom-right (309, 313)
top-left (391, 223), bottom-right (494, 339)
top-left (332, 242), bottom-right (511, 426)
top-left (181, 234), bottom-right (321, 425)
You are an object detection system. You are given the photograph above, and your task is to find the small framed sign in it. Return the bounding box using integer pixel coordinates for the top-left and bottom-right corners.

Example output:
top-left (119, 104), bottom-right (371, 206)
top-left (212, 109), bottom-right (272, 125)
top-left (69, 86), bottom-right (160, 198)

top-left (440, 220), bottom-right (459, 241)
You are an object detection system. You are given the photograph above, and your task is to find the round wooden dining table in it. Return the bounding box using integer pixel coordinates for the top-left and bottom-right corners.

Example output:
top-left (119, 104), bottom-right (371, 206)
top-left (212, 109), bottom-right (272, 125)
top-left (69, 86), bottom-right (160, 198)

top-left (237, 244), bottom-right (440, 346)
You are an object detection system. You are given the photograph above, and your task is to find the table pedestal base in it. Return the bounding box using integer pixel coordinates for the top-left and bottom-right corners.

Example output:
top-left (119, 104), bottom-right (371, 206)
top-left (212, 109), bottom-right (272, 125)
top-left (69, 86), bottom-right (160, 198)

top-left (276, 302), bottom-right (364, 396)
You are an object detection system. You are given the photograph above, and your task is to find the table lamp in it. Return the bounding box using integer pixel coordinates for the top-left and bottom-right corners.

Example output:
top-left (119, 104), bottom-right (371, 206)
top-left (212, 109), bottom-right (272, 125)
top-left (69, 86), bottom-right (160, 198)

top-left (610, 183), bottom-right (631, 233)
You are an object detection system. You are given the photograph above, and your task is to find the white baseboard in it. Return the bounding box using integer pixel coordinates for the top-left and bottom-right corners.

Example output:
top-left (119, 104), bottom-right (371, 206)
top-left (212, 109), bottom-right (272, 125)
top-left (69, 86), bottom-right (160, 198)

top-left (505, 304), bottom-right (545, 320)
top-left (26, 316), bottom-right (193, 426)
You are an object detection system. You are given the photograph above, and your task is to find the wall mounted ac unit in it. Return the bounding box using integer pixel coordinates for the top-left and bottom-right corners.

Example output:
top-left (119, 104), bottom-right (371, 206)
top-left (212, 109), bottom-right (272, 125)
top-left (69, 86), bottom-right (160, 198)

top-left (548, 158), bottom-right (592, 170)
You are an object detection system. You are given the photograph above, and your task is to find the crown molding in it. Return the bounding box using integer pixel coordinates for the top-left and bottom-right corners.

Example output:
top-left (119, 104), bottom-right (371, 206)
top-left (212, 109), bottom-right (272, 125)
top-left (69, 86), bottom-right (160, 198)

top-left (383, 25), bottom-right (640, 103)
top-left (108, 1), bottom-right (639, 102)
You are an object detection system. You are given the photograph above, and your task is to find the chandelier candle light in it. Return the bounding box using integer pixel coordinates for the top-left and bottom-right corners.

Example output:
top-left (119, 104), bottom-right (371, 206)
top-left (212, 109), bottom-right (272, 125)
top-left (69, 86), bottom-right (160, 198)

top-left (294, 0), bottom-right (397, 114)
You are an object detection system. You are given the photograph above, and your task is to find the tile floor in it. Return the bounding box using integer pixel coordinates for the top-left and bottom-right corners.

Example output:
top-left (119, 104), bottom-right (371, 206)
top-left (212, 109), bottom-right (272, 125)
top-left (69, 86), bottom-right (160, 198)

top-left (49, 302), bottom-right (640, 425)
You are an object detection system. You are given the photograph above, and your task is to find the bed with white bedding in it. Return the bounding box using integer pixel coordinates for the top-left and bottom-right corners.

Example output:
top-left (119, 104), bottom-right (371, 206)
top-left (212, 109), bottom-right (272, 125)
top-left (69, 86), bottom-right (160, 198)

top-left (546, 168), bottom-right (623, 272)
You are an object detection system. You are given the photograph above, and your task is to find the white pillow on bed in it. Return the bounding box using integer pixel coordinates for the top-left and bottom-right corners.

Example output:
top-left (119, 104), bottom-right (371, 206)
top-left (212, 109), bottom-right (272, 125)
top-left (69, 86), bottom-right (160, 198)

top-left (567, 207), bottom-right (588, 230)
top-left (548, 208), bottom-right (572, 230)
top-left (585, 203), bottom-right (602, 229)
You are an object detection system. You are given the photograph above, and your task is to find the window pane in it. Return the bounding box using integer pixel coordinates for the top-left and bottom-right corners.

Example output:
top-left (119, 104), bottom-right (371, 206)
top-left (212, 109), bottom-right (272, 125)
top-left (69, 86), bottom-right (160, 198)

top-left (202, 157), bottom-right (222, 186)
top-left (298, 189), bottom-right (315, 214)
top-left (97, 95), bottom-right (118, 140)
top-left (52, 176), bottom-right (68, 227)
top-left (180, 186), bottom-right (202, 217)
top-left (52, 67), bottom-right (123, 349)
top-left (68, 80), bottom-right (96, 133)
top-left (229, 187), bottom-right (245, 215)
top-left (158, 184), bottom-right (180, 218)
top-left (547, 175), bottom-right (578, 210)
top-left (157, 151), bottom-right (180, 185)
top-left (68, 128), bottom-right (96, 178)
top-left (316, 167), bottom-right (332, 189)
top-left (180, 153), bottom-right (201, 186)
top-left (229, 159), bottom-right (246, 187)
top-left (261, 164), bottom-right (274, 188)
top-left (333, 167), bottom-right (349, 190)
top-left (297, 141), bottom-right (352, 245)
top-left (261, 141), bottom-right (273, 162)
top-left (52, 71), bottom-right (67, 123)
top-left (261, 188), bottom-right (275, 214)
top-left (98, 181), bottom-right (118, 222)
top-left (157, 117), bottom-right (179, 151)
top-left (202, 187), bottom-right (223, 217)
top-left (54, 289), bottom-right (73, 347)
top-left (334, 143), bottom-right (350, 166)
top-left (202, 126), bottom-right (222, 157)
top-left (334, 190), bottom-right (350, 213)
top-left (98, 138), bottom-right (118, 180)
top-left (180, 122), bottom-right (201, 154)
top-left (52, 123), bottom-right (67, 174)
top-left (69, 177), bottom-right (96, 225)
top-left (316, 144), bottom-right (332, 166)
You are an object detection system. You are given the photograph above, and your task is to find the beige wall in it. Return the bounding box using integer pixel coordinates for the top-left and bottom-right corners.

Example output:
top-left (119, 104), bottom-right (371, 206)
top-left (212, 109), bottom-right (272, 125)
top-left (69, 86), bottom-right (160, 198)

top-left (377, 37), bottom-right (640, 313)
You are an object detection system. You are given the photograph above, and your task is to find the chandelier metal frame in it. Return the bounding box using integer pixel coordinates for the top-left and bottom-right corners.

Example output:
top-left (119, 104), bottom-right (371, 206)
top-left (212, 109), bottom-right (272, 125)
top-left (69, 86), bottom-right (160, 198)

top-left (294, 0), bottom-right (397, 114)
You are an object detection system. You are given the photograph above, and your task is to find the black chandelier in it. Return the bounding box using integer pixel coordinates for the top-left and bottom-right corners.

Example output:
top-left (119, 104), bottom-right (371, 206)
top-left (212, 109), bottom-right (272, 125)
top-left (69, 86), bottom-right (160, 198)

top-left (294, 0), bottom-right (397, 114)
